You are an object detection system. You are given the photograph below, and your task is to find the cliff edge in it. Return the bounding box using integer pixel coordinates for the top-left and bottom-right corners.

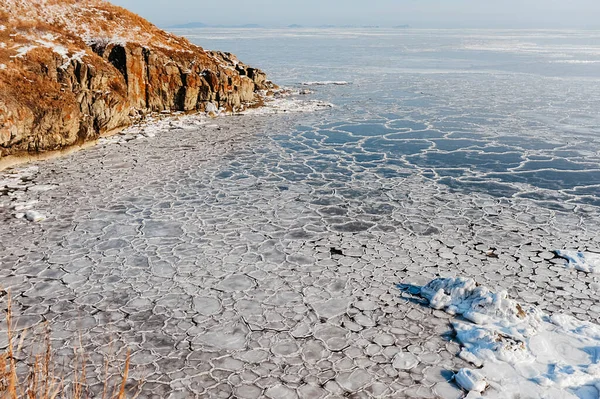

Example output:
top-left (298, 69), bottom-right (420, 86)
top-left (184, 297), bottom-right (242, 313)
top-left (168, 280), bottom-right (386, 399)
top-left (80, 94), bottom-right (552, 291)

top-left (0, 0), bottom-right (275, 158)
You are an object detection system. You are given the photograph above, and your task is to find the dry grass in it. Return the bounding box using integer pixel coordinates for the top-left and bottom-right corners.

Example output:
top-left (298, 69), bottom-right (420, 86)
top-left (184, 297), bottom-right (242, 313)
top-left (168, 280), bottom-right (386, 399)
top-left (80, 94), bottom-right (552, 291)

top-left (0, 294), bottom-right (139, 399)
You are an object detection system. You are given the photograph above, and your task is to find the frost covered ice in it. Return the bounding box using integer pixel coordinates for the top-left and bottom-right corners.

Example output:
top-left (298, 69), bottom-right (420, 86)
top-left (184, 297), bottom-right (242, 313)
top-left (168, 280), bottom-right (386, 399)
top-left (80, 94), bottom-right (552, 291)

top-left (240, 98), bottom-right (333, 115)
top-left (455, 368), bottom-right (487, 393)
top-left (555, 250), bottom-right (600, 274)
top-left (403, 277), bottom-right (600, 398)
top-left (24, 210), bottom-right (45, 222)
top-left (301, 81), bottom-right (350, 86)
top-left (0, 166), bottom-right (52, 222)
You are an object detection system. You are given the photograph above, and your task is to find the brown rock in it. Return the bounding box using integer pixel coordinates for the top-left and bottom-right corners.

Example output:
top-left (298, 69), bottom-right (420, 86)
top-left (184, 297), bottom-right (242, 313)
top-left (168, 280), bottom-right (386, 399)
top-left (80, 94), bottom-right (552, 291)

top-left (0, 0), bottom-right (275, 159)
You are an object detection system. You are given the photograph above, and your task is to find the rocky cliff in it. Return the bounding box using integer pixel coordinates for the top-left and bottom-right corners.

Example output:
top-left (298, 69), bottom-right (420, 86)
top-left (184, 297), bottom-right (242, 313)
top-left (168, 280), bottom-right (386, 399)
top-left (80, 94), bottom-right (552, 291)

top-left (0, 0), bottom-right (275, 158)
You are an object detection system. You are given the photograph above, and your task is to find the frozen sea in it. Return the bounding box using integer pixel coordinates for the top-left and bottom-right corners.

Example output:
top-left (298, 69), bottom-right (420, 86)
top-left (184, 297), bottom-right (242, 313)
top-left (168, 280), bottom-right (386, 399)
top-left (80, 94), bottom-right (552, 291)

top-left (1, 29), bottom-right (600, 398)
top-left (188, 28), bottom-right (600, 209)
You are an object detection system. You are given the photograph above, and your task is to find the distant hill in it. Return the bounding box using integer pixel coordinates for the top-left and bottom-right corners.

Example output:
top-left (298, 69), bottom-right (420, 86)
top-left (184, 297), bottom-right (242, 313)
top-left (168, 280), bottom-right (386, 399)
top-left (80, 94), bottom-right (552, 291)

top-left (288, 24), bottom-right (303, 28)
top-left (236, 24), bottom-right (263, 28)
top-left (393, 24), bottom-right (411, 29)
top-left (168, 22), bottom-right (208, 29)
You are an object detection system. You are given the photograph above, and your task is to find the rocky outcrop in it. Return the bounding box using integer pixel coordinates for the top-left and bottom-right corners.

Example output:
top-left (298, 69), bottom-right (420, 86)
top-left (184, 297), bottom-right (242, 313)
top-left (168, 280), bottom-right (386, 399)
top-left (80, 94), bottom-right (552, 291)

top-left (0, 0), bottom-right (275, 159)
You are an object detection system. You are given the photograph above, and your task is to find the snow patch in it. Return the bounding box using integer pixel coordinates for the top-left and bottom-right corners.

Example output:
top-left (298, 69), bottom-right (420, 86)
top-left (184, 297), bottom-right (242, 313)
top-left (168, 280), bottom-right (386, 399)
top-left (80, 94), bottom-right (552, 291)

top-left (60, 50), bottom-right (87, 69)
top-left (0, 166), bottom-right (54, 223)
top-left (12, 200), bottom-right (39, 211)
top-left (241, 98), bottom-right (333, 115)
top-left (551, 60), bottom-right (600, 64)
top-left (455, 368), bottom-right (486, 393)
top-left (11, 45), bottom-right (37, 58)
top-left (301, 81), bottom-right (350, 86)
top-left (400, 277), bottom-right (600, 398)
top-left (0, 64), bottom-right (6, 70)
top-left (0, 25), bottom-right (6, 31)
top-left (555, 250), bottom-right (600, 273)
top-left (25, 210), bottom-right (46, 222)
top-left (27, 184), bottom-right (58, 193)
top-left (98, 114), bottom-right (209, 145)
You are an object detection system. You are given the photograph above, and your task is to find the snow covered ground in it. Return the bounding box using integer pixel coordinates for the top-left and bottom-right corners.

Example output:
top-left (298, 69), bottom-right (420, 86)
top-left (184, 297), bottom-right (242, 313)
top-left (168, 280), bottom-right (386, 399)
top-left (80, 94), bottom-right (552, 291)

top-left (402, 277), bottom-right (600, 398)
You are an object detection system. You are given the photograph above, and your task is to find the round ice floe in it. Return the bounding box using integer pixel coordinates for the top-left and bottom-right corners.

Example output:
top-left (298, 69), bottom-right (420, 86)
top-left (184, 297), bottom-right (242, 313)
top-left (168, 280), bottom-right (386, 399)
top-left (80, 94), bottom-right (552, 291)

top-left (27, 184), bottom-right (58, 192)
top-left (25, 210), bottom-right (46, 222)
top-left (392, 351), bottom-right (419, 370)
top-left (455, 368), bottom-right (486, 392)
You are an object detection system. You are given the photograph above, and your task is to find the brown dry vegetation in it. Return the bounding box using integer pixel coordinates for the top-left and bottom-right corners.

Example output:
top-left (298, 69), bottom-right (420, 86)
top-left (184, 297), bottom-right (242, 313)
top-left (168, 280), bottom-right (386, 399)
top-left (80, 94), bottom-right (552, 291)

top-left (0, 295), bottom-right (138, 398)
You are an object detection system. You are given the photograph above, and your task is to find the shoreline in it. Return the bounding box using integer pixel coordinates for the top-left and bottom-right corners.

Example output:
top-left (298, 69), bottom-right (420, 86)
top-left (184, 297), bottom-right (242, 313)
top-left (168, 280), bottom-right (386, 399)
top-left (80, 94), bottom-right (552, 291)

top-left (0, 89), bottom-right (332, 173)
top-left (0, 127), bottom-right (128, 173)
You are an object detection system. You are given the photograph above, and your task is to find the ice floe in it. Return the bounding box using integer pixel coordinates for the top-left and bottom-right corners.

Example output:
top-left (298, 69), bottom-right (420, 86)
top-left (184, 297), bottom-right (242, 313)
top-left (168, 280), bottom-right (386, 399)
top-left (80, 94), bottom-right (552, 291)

top-left (555, 250), bottom-right (600, 274)
top-left (455, 368), bottom-right (487, 393)
top-left (0, 166), bottom-right (53, 222)
top-left (24, 210), bottom-right (45, 222)
top-left (400, 277), bottom-right (600, 398)
top-left (240, 98), bottom-right (333, 115)
top-left (301, 81), bottom-right (350, 86)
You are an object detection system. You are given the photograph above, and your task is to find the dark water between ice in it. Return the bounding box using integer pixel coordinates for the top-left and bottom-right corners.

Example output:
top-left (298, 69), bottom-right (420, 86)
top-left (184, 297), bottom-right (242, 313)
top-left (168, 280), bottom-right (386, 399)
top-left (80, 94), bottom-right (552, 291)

top-left (181, 28), bottom-right (600, 209)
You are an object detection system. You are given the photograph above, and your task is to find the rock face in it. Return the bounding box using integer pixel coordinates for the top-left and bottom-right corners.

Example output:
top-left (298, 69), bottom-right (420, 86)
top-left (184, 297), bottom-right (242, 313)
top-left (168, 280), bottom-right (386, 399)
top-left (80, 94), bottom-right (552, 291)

top-left (0, 0), bottom-right (275, 158)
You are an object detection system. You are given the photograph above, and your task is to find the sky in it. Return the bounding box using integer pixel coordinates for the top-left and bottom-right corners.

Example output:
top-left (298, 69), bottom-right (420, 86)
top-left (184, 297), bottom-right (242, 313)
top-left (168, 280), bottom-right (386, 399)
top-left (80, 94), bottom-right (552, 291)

top-left (109, 0), bottom-right (600, 29)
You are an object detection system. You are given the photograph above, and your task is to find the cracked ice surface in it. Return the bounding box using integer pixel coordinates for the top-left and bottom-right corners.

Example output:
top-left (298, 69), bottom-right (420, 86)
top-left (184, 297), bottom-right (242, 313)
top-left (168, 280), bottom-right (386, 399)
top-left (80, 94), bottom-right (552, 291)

top-left (0, 109), bottom-right (599, 398)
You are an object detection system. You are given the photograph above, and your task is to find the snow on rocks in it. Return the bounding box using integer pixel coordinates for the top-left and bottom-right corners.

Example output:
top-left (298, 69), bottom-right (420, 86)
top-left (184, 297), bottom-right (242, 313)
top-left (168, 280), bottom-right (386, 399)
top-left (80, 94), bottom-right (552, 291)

top-left (0, 64), bottom-right (6, 70)
top-left (402, 277), bottom-right (600, 398)
top-left (555, 250), bottom-right (600, 273)
top-left (11, 44), bottom-right (37, 58)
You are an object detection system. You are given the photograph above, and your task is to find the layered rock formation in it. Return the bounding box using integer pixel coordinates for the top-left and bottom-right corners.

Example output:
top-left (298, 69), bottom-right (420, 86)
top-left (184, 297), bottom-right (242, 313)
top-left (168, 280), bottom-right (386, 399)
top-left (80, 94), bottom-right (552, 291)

top-left (0, 0), bottom-right (275, 158)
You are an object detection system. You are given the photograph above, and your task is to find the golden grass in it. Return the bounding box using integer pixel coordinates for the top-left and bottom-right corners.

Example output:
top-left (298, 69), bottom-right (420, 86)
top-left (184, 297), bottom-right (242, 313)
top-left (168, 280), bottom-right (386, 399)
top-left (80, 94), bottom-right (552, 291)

top-left (0, 294), bottom-right (140, 399)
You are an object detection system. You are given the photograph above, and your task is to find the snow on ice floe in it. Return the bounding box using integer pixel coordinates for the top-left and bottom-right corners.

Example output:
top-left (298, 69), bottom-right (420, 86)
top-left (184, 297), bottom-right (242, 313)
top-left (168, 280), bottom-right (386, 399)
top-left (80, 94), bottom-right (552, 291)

top-left (24, 210), bottom-right (46, 222)
top-left (551, 60), bottom-right (600, 64)
top-left (240, 98), bottom-right (333, 115)
top-left (301, 81), bottom-right (350, 86)
top-left (400, 277), bottom-right (600, 398)
top-left (555, 250), bottom-right (600, 274)
top-left (0, 166), bottom-right (53, 222)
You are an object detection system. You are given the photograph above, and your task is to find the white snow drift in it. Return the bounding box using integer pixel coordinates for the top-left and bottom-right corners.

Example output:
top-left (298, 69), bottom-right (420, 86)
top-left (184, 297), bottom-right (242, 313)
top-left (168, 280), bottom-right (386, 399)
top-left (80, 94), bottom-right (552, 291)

top-left (411, 277), bottom-right (600, 398)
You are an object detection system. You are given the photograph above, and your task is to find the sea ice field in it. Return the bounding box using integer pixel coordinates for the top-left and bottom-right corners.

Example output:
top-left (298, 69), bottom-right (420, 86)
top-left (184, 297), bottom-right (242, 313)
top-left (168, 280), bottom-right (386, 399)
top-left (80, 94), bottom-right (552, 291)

top-left (1, 29), bottom-right (600, 398)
